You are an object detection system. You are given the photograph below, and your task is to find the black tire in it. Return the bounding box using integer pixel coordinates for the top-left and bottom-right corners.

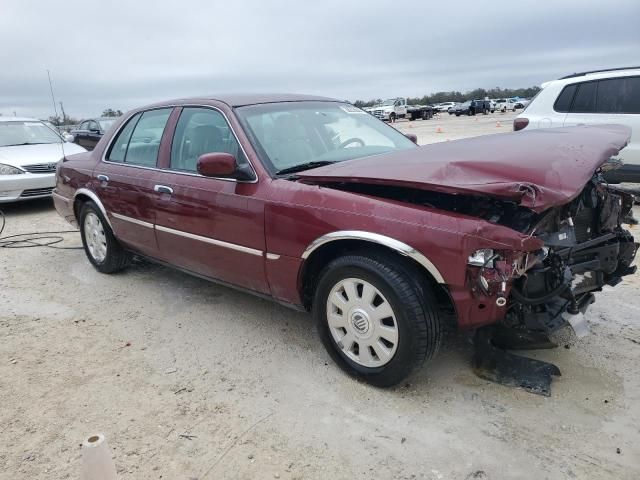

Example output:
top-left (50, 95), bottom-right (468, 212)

top-left (79, 201), bottom-right (131, 274)
top-left (389, 112), bottom-right (396, 123)
top-left (313, 253), bottom-right (442, 387)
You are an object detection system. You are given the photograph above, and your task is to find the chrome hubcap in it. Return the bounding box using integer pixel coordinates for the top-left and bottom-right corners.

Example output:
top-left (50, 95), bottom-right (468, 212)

top-left (326, 278), bottom-right (399, 367)
top-left (84, 212), bottom-right (107, 262)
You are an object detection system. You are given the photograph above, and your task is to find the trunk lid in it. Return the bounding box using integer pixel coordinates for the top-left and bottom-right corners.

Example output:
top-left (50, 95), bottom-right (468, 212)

top-left (298, 125), bottom-right (631, 213)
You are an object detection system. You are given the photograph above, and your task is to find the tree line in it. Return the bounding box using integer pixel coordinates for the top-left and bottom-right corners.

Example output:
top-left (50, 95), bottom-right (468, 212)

top-left (47, 108), bottom-right (123, 126)
top-left (352, 86), bottom-right (541, 107)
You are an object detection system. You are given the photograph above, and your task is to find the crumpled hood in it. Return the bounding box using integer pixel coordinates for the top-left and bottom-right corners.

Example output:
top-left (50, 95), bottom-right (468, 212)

top-left (298, 125), bottom-right (631, 213)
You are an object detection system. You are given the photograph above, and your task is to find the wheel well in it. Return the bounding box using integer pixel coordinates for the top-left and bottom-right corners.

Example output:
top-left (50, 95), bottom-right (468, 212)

top-left (299, 240), bottom-right (455, 317)
top-left (73, 194), bottom-right (91, 221)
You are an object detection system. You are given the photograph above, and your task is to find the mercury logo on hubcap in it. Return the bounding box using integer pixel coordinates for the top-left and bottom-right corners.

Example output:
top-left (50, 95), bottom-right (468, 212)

top-left (351, 311), bottom-right (370, 335)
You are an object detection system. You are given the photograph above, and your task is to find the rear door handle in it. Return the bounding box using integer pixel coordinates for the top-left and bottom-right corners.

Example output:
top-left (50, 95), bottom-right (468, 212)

top-left (154, 185), bottom-right (174, 195)
top-left (96, 174), bottom-right (109, 183)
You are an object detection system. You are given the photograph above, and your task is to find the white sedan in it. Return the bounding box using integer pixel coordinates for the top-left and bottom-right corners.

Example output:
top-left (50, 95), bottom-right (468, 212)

top-left (0, 118), bottom-right (86, 202)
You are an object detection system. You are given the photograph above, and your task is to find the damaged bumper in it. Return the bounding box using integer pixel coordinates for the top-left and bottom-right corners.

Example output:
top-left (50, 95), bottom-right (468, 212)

top-left (463, 180), bottom-right (638, 334)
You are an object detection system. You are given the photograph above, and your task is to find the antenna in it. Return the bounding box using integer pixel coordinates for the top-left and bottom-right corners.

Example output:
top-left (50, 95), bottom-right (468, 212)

top-left (46, 69), bottom-right (66, 160)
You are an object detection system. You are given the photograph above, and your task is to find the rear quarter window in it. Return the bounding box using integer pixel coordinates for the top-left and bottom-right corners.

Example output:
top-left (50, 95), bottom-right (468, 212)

top-left (553, 84), bottom-right (577, 113)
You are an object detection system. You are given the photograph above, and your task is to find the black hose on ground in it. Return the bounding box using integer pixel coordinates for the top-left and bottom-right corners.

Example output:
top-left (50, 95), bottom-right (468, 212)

top-left (0, 209), bottom-right (82, 250)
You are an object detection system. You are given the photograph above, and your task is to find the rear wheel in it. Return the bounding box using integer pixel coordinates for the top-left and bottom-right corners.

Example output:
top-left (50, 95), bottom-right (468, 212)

top-left (80, 201), bottom-right (131, 273)
top-left (313, 253), bottom-right (442, 387)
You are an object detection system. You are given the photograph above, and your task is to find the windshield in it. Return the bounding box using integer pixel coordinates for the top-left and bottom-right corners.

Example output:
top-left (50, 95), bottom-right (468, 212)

top-left (380, 99), bottom-right (396, 106)
top-left (235, 101), bottom-right (416, 175)
top-left (0, 121), bottom-right (62, 147)
top-left (98, 119), bottom-right (116, 131)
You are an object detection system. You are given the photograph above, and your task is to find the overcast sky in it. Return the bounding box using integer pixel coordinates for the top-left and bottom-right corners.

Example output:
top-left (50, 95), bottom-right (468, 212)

top-left (1, 0), bottom-right (638, 119)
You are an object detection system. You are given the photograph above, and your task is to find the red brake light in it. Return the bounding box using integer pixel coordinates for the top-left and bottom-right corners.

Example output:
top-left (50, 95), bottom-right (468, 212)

top-left (513, 118), bottom-right (529, 131)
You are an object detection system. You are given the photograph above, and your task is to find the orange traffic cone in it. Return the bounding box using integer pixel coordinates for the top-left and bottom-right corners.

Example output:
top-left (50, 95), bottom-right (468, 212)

top-left (436, 126), bottom-right (443, 133)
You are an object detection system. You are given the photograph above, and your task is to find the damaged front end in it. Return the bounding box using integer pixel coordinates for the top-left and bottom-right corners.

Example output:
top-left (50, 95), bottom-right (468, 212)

top-left (469, 173), bottom-right (638, 394)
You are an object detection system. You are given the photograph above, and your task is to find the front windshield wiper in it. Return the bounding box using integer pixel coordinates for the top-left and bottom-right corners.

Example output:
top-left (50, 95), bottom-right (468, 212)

top-left (2, 142), bottom-right (55, 147)
top-left (275, 161), bottom-right (337, 177)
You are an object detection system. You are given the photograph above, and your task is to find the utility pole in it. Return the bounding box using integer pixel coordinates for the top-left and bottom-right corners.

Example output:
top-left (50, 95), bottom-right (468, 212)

top-left (59, 101), bottom-right (67, 124)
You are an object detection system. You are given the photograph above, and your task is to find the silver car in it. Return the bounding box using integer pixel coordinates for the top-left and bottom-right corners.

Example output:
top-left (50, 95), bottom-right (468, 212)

top-left (0, 118), bottom-right (86, 202)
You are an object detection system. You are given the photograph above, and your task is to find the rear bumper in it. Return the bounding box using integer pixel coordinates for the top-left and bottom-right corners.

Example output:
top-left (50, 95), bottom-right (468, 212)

top-left (52, 189), bottom-right (77, 226)
top-left (603, 164), bottom-right (640, 184)
top-left (0, 173), bottom-right (55, 202)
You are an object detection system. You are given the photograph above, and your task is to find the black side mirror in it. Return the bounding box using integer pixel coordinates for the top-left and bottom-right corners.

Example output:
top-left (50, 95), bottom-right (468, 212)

top-left (405, 133), bottom-right (418, 144)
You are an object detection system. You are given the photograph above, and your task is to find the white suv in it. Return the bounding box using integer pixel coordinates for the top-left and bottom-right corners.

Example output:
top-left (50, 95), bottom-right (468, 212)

top-left (514, 67), bottom-right (640, 183)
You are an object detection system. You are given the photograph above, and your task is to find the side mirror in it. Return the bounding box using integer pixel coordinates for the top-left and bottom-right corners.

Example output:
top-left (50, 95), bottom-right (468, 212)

top-left (404, 133), bottom-right (418, 144)
top-left (63, 133), bottom-right (75, 143)
top-left (197, 152), bottom-right (237, 177)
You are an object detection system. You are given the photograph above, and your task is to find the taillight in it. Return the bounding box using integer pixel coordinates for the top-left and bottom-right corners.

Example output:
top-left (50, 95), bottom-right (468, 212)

top-left (513, 117), bottom-right (529, 131)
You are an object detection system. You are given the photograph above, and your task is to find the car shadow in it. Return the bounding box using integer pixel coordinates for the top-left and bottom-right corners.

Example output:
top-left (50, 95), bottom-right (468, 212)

top-left (0, 198), bottom-right (54, 217)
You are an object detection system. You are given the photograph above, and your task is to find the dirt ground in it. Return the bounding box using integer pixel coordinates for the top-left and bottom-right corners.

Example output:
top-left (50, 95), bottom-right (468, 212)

top-left (2, 113), bottom-right (640, 479)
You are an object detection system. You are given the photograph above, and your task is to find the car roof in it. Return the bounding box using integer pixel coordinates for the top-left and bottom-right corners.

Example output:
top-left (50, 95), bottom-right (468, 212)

top-left (546, 67), bottom-right (640, 88)
top-left (144, 93), bottom-right (340, 109)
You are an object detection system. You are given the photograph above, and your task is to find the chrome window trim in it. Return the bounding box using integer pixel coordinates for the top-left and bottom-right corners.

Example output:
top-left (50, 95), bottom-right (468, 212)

top-left (301, 230), bottom-right (445, 284)
top-left (112, 212), bottom-right (154, 229)
top-left (155, 224), bottom-right (263, 257)
top-left (100, 105), bottom-right (258, 184)
top-left (73, 188), bottom-right (113, 229)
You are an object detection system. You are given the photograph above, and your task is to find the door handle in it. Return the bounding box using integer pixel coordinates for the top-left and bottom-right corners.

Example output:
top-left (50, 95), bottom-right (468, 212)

top-left (154, 185), bottom-right (174, 195)
top-left (96, 174), bottom-right (109, 183)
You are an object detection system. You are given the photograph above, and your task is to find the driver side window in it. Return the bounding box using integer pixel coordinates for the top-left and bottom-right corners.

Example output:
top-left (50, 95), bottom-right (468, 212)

top-left (170, 107), bottom-right (247, 173)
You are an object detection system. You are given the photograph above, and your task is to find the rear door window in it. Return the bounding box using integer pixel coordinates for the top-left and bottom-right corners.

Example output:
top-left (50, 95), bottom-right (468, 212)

top-left (597, 77), bottom-right (640, 114)
top-left (106, 113), bottom-right (141, 162)
top-left (106, 108), bottom-right (172, 166)
top-left (570, 82), bottom-right (597, 113)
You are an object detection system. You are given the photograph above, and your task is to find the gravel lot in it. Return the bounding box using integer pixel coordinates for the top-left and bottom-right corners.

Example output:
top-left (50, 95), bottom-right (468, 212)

top-left (2, 113), bottom-right (639, 479)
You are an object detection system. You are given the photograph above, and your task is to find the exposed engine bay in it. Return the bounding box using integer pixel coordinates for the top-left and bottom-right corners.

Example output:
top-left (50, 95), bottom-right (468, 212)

top-left (503, 175), bottom-right (637, 336)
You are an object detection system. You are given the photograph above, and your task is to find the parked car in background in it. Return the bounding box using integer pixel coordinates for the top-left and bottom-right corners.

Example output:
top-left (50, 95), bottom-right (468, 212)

top-left (0, 117), bottom-right (86, 202)
top-left (71, 117), bottom-right (118, 151)
top-left (453, 100), bottom-right (490, 116)
top-left (52, 94), bottom-right (637, 391)
top-left (513, 98), bottom-right (530, 109)
top-left (406, 104), bottom-right (435, 120)
top-left (495, 98), bottom-right (519, 112)
top-left (513, 66), bottom-right (640, 183)
top-left (364, 98), bottom-right (431, 122)
top-left (435, 102), bottom-right (457, 113)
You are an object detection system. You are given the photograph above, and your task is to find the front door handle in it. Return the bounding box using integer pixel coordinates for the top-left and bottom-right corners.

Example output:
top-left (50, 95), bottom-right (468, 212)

top-left (154, 185), bottom-right (174, 195)
top-left (96, 174), bottom-right (109, 183)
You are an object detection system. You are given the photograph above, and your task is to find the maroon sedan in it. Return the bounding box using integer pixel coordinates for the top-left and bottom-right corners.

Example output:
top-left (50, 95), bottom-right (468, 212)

top-left (53, 94), bottom-right (637, 391)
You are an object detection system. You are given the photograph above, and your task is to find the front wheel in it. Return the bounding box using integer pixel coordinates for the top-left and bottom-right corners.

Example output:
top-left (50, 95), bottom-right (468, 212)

top-left (389, 113), bottom-right (396, 123)
top-left (80, 201), bottom-right (131, 273)
top-left (313, 254), bottom-right (442, 387)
